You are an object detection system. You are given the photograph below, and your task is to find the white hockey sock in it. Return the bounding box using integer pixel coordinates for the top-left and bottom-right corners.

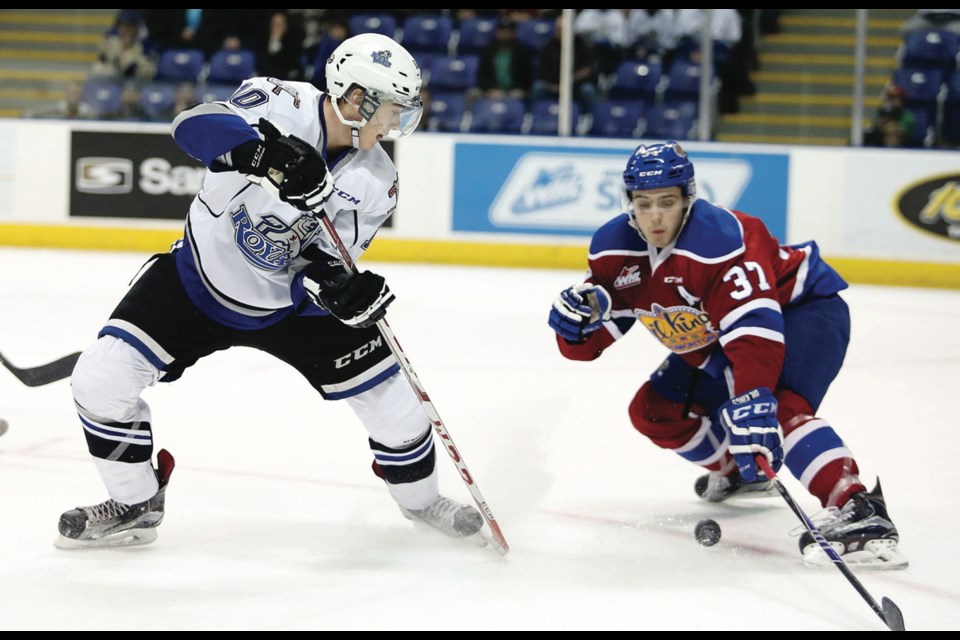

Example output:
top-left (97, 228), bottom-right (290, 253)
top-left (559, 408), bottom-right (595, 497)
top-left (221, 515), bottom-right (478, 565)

top-left (387, 470), bottom-right (440, 511)
top-left (93, 457), bottom-right (159, 505)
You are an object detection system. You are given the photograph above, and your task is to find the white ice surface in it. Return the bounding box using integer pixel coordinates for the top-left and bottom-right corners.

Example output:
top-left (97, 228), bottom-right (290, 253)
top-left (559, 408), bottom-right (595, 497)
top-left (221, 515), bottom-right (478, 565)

top-left (0, 246), bottom-right (957, 630)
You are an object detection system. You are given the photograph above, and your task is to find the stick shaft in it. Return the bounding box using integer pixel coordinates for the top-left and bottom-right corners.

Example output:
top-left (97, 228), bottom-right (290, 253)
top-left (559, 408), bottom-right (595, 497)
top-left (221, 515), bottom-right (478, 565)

top-left (317, 215), bottom-right (509, 554)
top-left (755, 456), bottom-right (901, 630)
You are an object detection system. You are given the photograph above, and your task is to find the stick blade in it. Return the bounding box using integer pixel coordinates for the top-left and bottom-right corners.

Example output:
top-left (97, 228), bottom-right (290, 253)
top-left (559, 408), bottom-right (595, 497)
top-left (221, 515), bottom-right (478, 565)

top-left (882, 597), bottom-right (905, 631)
top-left (0, 351), bottom-right (81, 387)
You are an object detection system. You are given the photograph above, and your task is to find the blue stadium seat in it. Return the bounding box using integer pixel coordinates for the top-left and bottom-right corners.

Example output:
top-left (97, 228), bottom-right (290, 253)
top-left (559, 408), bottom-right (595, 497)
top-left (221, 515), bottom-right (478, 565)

top-left (663, 59), bottom-right (704, 104)
top-left (643, 103), bottom-right (697, 140)
top-left (426, 90), bottom-right (467, 132)
top-left (207, 49), bottom-right (257, 85)
top-left (155, 48), bottom-right (205, 84)
top-left (427, 55), bottom-right (479, 92)
top-left (401, 14), bottom-right (454, 56)
top-left (528, 99), bottom-right (581, 135)
top-left (516, 18), bottom-right (555, 51)
top-left (940, 70), bottom-right (960, 144)
top-left (456, 17), bottom-right (497, 55)
top-left (139, 82), bottom-right (176, 121)
top-left (82, 79), bottom-right (122, 118)
top-left (200, 83), bottom-right (238, 103)
top-left (469, 97), bottom-right (526, 134)
top-left (608, 59), bottom-right (663, 104)
top-left (587, 100), bottom-right (645, 138)
top-left (349, 13), bottom-right (398, 39)
top-left (900, 28), bottom-right (960, 74)
top-left (891, 66), bottom-right (945, 145)
top-left (892, 66), bottom-right (945, 103)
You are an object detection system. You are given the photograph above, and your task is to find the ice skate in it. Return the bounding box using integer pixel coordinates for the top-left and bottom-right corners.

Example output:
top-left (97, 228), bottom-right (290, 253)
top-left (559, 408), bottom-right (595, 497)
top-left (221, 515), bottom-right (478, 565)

top-left (399, 495), bottom-right (484, 540)
top-left (695, 469), bottom-right (776, 502)
top-left (55, 449), bottom-right (174, 549)
top-left (799, 479), bottom-right (908, 570)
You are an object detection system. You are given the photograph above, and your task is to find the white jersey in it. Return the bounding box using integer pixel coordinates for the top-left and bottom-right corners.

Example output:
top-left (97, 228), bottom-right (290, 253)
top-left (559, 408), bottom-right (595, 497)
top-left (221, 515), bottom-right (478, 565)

top-left (170, 76), bottom-right (398, 329)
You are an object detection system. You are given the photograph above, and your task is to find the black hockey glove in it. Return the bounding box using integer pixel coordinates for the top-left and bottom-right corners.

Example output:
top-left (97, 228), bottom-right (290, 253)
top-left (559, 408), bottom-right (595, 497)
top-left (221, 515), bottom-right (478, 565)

top-left (231, 117), bottom-right (333, 211)
top-left (301, 260), bottom-right (395, 328)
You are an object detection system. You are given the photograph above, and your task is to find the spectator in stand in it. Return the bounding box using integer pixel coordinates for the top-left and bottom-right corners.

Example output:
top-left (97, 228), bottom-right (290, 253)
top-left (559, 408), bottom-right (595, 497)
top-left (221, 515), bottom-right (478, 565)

top-left (863, 84), bottom-right (918, 148)
top-left (256, 11), bottom-right (307, 81)
top-left (900, 9), bottom-right (960, 36)
top-left (307, 18), bottom-right (348, 92)
top-left (195, 10), bottom-right (272, 59)
top-left (149, 82), bottom-right (200, 123)
top-left (574, 10), bottom-right (662, 74)
top-left (171, 82), bottom-right (199, 116)
top-left (863, 103), bottom-right (912, 148)
top-left (142, 10), bottom-right (203, 53)
top-left (453, 9), bottom-right (501, 26)
top-left (27, 80), bottom-right (96, 120)
top-left (669, 9), bottom-right (749, 114)
top-left (532, 15), bottom-right (598, 116)
top-left (110, 82), bottom-right (150, 121)
top-left (474, 17), bottom-right (535, 104)
top-left (880, 84), bottom-right (917, 142)
top-left (91, 11), bottom-right (157, 82)
top-left (498, 9), bottom-right (556, 23)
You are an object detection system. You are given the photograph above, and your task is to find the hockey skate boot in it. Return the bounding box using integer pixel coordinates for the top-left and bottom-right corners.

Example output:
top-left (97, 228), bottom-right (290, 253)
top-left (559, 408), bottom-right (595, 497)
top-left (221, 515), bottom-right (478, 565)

top-left (399, 495), bottom-right (484, 539)
top-left (798, 479), bottom-right (908, 569)
top-left (695, 469), bottom-right (776, 502)
top-left (55, 449), bottom-right (175, 549)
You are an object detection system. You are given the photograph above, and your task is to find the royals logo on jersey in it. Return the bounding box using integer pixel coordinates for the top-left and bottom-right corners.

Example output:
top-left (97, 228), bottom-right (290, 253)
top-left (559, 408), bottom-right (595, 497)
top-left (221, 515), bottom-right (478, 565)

top-left (637, 303), bottom-right (718, 354)
top-left (230, 206), bottom-right (320, 271)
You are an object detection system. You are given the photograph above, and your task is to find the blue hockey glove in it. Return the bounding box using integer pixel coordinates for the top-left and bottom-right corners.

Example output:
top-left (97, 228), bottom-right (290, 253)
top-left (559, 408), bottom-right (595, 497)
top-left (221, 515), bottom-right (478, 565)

top-left (548, 283), bottom-right (611, 343)
top-left (720, 387), bottom-right (783, 482)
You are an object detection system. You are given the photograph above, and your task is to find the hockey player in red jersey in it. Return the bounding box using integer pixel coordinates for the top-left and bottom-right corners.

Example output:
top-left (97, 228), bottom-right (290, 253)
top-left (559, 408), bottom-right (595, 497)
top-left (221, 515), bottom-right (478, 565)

top-left (549, 141), bottom-right (906, 569)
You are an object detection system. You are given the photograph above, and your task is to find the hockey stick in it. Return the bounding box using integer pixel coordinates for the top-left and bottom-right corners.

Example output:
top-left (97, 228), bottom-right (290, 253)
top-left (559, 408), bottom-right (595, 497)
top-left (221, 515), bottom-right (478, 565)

top-left (314, 213), bottom-right (510, 555)
top-left (0, 350), bottom-right (81, 387)
top-left (755, 455), bottom-right (905, 631)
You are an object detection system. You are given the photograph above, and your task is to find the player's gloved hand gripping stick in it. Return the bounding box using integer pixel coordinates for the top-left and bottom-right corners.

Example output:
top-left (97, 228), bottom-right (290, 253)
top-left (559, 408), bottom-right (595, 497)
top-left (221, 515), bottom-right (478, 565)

top-left (244, 119), bottom-right (509, 554)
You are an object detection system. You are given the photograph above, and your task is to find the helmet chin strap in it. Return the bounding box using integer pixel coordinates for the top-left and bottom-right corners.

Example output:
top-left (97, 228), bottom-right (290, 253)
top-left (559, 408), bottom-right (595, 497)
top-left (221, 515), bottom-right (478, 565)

top-left (330, 95), bottom-right (365, 150)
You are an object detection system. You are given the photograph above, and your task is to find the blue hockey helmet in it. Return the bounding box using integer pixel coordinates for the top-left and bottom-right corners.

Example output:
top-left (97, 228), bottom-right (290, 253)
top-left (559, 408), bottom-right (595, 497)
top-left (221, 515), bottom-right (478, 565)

top-left (622, 140), bottom-right (697, 202)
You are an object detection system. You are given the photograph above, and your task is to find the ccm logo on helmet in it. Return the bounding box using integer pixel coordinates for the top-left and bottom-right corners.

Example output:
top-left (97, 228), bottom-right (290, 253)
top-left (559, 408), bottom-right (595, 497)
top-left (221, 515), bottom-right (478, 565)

top-left (637, 170), bottom-right (664, 177)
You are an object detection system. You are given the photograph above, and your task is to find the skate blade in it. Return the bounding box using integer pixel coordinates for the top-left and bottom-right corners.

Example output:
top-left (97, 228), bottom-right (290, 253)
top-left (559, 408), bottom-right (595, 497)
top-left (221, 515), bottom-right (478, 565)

top-left (54, 528), bottom-right (158, 550)
top-left (802, 539), bottom-right (909, 570)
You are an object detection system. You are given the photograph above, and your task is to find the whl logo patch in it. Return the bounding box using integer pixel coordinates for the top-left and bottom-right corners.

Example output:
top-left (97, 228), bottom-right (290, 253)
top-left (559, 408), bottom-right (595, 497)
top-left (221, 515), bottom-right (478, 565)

top-left (613, 265), bottom-right (642, 289)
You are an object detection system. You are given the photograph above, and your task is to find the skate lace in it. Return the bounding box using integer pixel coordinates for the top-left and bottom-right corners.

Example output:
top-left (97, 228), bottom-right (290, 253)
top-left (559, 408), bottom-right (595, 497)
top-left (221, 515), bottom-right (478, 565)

top-left (418, 496), bottom-right (461, 520)
top-left (788, 501), bottom-right (858, 537)
top-left (85, 499), bottom-right (130, 523)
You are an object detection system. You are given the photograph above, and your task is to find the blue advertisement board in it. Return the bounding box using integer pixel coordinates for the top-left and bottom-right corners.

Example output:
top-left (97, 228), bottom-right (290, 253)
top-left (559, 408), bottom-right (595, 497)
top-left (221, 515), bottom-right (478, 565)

top-left (452, 142), bottom-right (790, 242)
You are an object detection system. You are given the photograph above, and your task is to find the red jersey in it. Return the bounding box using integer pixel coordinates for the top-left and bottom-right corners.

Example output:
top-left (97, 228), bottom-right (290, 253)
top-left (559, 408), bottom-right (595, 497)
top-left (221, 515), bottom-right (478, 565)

top-left (557, 200), bottom-right (848, 395)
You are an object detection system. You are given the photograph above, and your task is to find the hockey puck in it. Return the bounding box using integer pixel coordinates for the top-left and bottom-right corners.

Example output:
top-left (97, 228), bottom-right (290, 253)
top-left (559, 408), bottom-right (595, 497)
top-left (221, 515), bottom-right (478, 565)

top-left (695, 518), bottom-right (721, 546)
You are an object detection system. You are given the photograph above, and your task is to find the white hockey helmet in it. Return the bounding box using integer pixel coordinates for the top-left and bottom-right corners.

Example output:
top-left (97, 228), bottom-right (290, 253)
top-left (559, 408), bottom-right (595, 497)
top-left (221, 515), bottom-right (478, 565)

top-left (325, 33), bottom-right (423, 140)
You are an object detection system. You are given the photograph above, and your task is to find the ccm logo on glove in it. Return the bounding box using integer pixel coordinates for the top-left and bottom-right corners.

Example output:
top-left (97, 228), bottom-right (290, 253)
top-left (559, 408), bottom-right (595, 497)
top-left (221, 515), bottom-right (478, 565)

top-left (729, 402), bottom-right (776, 421)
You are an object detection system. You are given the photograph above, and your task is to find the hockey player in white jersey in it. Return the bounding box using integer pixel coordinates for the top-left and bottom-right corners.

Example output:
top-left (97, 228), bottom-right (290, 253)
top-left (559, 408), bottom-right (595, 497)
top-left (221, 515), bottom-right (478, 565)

top-left (57, 33), bottom-right (484, 549)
